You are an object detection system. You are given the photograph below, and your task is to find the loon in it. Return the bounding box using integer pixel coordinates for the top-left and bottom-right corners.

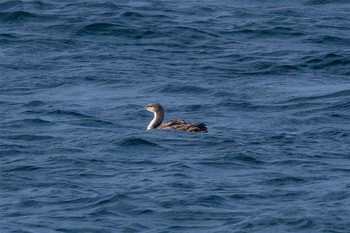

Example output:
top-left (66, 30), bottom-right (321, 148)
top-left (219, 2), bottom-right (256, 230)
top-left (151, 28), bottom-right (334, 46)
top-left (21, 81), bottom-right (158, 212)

top-left (145, 102), bottom-right (207, 132)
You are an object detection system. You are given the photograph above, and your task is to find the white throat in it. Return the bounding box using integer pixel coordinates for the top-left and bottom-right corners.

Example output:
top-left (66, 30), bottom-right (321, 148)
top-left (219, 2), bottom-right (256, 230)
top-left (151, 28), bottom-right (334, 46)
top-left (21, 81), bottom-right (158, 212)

top-left (147, 110), bottom-right (164, 130)
top-left (147, 112), bottom-right (158, 130)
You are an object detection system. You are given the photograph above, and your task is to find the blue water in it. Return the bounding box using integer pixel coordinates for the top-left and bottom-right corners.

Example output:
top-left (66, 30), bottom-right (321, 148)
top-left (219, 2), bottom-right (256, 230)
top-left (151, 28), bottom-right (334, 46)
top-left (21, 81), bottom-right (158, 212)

top-left (1, 0), bottom-right (350, 232)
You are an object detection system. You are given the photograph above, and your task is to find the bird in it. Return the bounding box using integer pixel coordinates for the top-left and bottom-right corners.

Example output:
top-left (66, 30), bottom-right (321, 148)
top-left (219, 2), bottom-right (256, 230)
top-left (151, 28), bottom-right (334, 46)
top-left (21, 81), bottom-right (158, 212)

top-left (144, 102), bottom-right (207, 132)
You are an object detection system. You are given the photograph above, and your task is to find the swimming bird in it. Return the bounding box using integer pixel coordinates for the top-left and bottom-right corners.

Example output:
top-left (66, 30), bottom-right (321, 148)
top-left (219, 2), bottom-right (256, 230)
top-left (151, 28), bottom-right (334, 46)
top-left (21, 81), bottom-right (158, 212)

top-left (144, 102), bottom-right (207, 132)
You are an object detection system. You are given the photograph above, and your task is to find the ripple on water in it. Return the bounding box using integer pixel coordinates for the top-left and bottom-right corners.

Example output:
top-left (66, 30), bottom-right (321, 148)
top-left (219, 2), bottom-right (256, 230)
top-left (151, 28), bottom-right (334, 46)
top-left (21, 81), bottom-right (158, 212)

top-left (23, 100), bottom-right (45, 107)
top-left (3, 134), bottom-right (56, 141)
top-left (155, 83), bottom-right (211, 95)
top-left (0, 11), bottom-right (37, 22)
top-left (117, 137), bottom-right (161, 147)
top-left (7, 118), bottom-right (54, 127)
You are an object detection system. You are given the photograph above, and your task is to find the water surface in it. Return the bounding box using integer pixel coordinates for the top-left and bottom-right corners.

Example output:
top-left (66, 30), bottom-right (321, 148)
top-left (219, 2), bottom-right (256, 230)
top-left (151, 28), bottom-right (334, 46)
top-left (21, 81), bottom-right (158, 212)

top-left (1, 0), bottom-right (350, 232)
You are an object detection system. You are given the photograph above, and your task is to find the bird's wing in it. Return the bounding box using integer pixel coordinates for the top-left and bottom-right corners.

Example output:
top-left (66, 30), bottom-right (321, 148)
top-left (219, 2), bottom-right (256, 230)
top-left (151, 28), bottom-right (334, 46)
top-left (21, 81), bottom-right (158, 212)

top-left (158, 119), bottom-right (207, 132)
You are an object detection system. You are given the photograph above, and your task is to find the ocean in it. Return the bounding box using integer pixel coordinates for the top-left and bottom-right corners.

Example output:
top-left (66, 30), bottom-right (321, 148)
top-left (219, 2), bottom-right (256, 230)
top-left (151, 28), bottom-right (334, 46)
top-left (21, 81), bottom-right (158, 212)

top-left (1, 0), bottom-right (350, 232)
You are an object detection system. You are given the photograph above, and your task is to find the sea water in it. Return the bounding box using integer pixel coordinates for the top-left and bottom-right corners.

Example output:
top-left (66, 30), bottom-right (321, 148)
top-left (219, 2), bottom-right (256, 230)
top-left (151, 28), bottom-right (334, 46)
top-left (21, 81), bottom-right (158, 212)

top-left (1, 0), bottom-right (350, 232)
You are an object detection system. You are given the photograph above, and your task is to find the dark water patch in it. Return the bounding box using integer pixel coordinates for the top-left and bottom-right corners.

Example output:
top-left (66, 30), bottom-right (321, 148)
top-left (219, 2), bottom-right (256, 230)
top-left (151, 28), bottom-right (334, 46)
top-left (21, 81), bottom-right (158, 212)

top-left (306, 0), bottom-right (349, 5)
top-left (0, 0), bottom-right (51, 11)
top-left (0, 33), bottom-right (20, 43)
top-left (171, 25), bottom-right (219, 38)
top-left (155, 83), bottom-right (210, 95)
top-left (0, 11), bottom-right (37, 23)
top-left (219, 100), bottom-right (262, 111)
top-left (234, 153), bottom-right (266, 165)
top-left (285, 89), bottom-right (350, 103)
top-left (286, 218), bottom-right (315, 229)
top-left (319, 190), bottom-right (349, 202)
top-left (184, 104), bottom-right (207, 111)
top-left (267, 133), bottom-right (297, 144)
top-left (0, 143), bottom-right (26, 150)
top-left (329, 167), bottom-right (350, 174)
top-left (76, 22), bottom-right (158, 39)
top-left (302, 127), bottom-right (350, 139)
top-left (330, 113), bottom-right (350, 120)
top-left (305, 35), bottom-right (350, 46)
top-left (261, 176), bottom-right (307, 186)
top-left (202, 152), bottom-right (265, 167)
top-left (119, 11), bottom-right (144, 19)
top-left (234, 26), bottom-right (305, 38)
top-left (164, 172), bottom-right (190, 179)
top-left (7, 118), bottom-right (54, 127)
top-left (51, 147), bottom-right (85, 155)
top-left (278, 102), bottom-right (320, 112)
top-left (264, 7), bottom-right (304, 18)
top-left (48, 109), bottom-right (93, 119)
top-left (0, 0), bottom-right (22, 10)
top-left (0, 149), bottom-right (24, 156)
top-left (213, 90), bottom-right (241, 98)
top-left (327, 101), bottom-right (350, 111)
top-left (263, 26), bottom-right (306, 37)
top-left (291, 103), bottom-right (350, 120)
top-left (76, 22), bottom-right (119, 36)
top-left (198, 160), bottom-right (243, 170)
top-left (3, 134), bottom-right (55, 141)
top-left (118, 137), bottom-right (160, 147)
top-left (0, 10), bottom-right (45, 23)
top-left (23, 100), bottom-right (45, 107)
top-left (64, 1), bottom-right (119, 11)
top-left (195, 194), bottom-right (227, 207)
top-left (271, 159), bottom-right (330, 167)
top-left (301, 52), bottom-right (350, 71)
top-left (68, 118), bottom-right (114, 128)
top-left (93, 193), bottom-right (131, 207)
top-left (168, 181), bottom-right (195, 189)
top-left (3, 165), bottom-right (41, 172)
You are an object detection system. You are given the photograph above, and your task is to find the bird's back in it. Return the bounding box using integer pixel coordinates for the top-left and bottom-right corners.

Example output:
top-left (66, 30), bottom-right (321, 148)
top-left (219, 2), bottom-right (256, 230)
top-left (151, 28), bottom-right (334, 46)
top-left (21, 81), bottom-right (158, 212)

top-left (158, 119), bottom-right (207, 132)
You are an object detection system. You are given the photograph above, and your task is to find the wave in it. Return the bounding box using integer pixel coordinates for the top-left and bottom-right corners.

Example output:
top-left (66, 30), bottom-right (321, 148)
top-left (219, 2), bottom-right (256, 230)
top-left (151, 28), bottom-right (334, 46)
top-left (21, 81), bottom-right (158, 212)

top-left (3, 165), bottom-right (41, 172)
top-left (118, 137), bottom-right (161, 147)
top-left (3, 134), bottom-right (55, 141)
top-left (7, 118), bottom-right (54, 127)
top-left (302, 127), bottom-right (349, 139)
top-left (47, 109), bottom-right (115, 127)
top-left (76, 22), bottom-right (157, 39)
top-left (261, 176), bottom-right (307, 186)
top-left (0, 33), bottom-right (20, 44)
top-left (235, 26), bottom-right (306, 37)
top-left (0, 11), bottom-right (37, 22)
top-left (285, 89), bottom-right (350, 103)
top-left (68, 118), bottom-right (114, 128)
top-left (195, 194), bottom-right (227, 206)
top-left (155, 83), bottom-right (210, 95)
top-left (76, 21), bottom-right (217, 40)
top-left (0, 0), bottom-right (50, 11)
top-left (300, 51), bottom-right (350, 73)
top-left (48, 109), bottom-right (92, 118)
top-left (119, 11), bottom-right (144, 19)
top-left (306, 0), bottom-right (349, 5)
top-left (308, 35), bottom-right (350, 46)
top-left (0, 10), bottom-right (54, 24)
top-left (76, 22), bottom-right (117, 34)
top-left (23, 100), bottom-right (45, 107)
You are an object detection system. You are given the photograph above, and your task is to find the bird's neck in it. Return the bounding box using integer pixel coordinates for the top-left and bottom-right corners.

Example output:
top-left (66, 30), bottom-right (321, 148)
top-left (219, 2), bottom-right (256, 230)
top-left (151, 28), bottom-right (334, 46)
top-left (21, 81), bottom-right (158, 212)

top-left (147, 110), bottom-right (164, 130)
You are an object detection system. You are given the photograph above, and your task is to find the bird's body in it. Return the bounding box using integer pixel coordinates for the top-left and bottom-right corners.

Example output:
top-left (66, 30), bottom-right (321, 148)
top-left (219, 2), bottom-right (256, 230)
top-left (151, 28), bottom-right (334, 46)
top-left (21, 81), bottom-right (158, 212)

top-left (145, 103), bottom-right (207, 132)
